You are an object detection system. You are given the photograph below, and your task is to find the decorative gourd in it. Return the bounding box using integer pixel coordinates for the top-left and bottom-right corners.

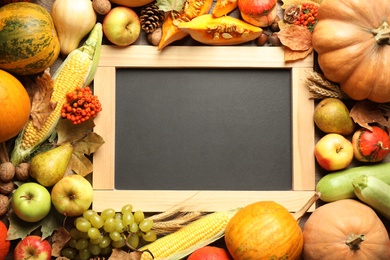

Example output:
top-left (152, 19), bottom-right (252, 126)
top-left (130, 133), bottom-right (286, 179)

top-left (178, 14), bottom-right (263, 46)
top-left (312, 0), bottom-right (390, 103)
top-left (158, 0), bottom-right (213, 50)
top-left (212, 0), bottom-right (238, 18)
top-left (109, 0), bottom-right (154, 7)
top-left (0, 69), bottom-right (31, 143)
top-left (225, 193), bottom-right (319, 259)
top-left (303, 199), bottom-right (390, 260)
top-left (0, 2), bottom-right (60, 75)
top-left (0, 221), bottom-right (10, 259)
top-left (352, 126), bottom-right (390, 162)
top-left (51, 0), bottom-right (97, 56)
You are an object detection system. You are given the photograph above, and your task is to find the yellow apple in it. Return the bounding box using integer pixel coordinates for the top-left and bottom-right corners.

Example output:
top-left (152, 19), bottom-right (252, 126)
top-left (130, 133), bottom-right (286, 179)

top-left (314, 133), bottom-right (353, 171)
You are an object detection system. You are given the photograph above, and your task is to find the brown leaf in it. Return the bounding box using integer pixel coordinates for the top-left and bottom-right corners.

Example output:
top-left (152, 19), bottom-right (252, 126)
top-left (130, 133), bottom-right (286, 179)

top-left (30, 68), bottom-right (57, 130)
top-left (108, 249), bottom-right (143, 260)
top-left (277, 25), bottom-right (312, 51)
top-left (51, 227), bottom-right (71, 257)
top-left (284, 47), bottom-right (313, 62)
top-left (350, 100), bottom-right (388, 131)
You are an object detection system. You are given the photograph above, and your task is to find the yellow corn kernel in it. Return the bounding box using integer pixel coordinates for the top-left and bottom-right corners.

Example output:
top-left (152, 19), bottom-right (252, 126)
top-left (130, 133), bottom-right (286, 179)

top-left (21, 51), bottom-right (92, 150)
top-left (139, 210), bottom-right (236, 260)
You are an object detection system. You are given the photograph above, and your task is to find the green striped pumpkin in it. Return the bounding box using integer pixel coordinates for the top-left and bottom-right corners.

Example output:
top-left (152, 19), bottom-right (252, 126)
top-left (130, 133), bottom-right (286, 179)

top-left (0, 2), bottom-right (60, 75)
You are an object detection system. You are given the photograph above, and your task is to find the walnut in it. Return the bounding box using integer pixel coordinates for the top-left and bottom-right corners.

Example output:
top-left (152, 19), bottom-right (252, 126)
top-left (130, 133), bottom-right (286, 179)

top-left (15, 162), bottom-right (30, 181)
top-left (284, 4), bottom-right (301, 24)
top-left (0, 162), bottom-right (15, 182)
top-left (0, 181), bottom-right (14, 195)
top-left (0, 194), bottom-right (8, 217)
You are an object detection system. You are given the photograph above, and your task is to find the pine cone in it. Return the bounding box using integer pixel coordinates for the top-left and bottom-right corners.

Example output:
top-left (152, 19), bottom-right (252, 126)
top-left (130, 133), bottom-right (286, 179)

top-left (140, 3), bottom-right (165, 34)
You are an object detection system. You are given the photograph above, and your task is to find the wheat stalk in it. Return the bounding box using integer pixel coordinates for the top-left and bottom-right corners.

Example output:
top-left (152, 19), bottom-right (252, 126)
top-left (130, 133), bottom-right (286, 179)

top-left (306, 71), bottom-right (349, 99)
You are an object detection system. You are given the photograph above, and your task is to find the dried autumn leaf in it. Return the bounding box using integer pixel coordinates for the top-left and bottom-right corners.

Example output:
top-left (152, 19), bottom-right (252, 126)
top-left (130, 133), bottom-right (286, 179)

top-left (108, 248), bottom-right (143, 260)
top-left (30, 68), bottom-right (57, 130)
top-left (51, 227), bottom-right (71, 257)
top-left (284, 46), bottom-right (313, 61)
top-left (277, 25), bottom-right (312, 51)
top-left (350, 100), bottom-right (388, 131)
top-left (156, 0), bottom-right (186, 12)
top-left (281, 0), bottom-right (322, 9)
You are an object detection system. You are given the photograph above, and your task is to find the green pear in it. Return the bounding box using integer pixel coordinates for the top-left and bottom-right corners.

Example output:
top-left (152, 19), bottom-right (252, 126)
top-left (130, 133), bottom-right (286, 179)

top-left (314, 98), bottom-right (355, 135)
top-left (29, 143), bottom-right (73, 187)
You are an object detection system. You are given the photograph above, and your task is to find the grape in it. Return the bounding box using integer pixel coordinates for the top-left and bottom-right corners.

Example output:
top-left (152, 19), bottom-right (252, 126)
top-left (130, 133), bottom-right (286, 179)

top-left (139, 219), bottom-right (154, 232)
top-left (88, 243), bottom-right (102, 256)
top-left (129, 222), bottom-right (139, 233)
top-left (87, 227), bottom-right (101, 240)
top-left (78, 248), bottom-right (91, 260)
top-left (79, 232), bottom-right (89, 239)
top-left (82, 209), bottom-right (96, 221)
top-left (121, 204), bottom-right (133, 214)
top-left (75, 238), bottom-right (89, 251)
top-left (67, 238), bottom-right (78, 249)
top-left (103, 217), bottom-right (116, 233)
top-left (101, 208), bottom-right (115, 220)
top-left (69, 228), bottom-right (82, 240)
top-left (114, 212), bottom-right (123, 219)
top-left (61, 247), bottom-right (77, 259)
top-left (127, 233), bottom-right (139, 249)
top-left (134, 210), bottom-right (145, 223)
top-left (89, 214), bottom-right (104, 229)
top-left (142, 230), bottom-right (157, 242)
top-left (100, 245), bottom-right (112, 256)
top-left (99, 235), bottom-right (112, 249)
top-left (111, 236), bottom-right (126, 248)
top-left (114, 218), bottom-right (124, 233)
top-left (89, 235), bottom-right (103, 245)
top-left (122, 211), bottom-right (134, 228)
top-left (109, 231), bottom-right (121, 242)
top-left (75, 219), bottom-right (91, 233)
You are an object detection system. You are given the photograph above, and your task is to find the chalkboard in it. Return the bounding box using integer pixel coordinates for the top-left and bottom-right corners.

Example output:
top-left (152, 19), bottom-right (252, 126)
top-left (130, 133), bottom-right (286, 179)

top-left (92, 45), bottom-right (316, 213)
top-left (115, 68), bottom-right (292, 191)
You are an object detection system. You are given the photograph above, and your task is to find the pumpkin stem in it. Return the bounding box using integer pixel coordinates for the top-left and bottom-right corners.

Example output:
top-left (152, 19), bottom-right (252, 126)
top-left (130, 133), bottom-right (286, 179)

top-left (372, 21), bottom-right (390, 44)
top-left (345, 234), bottom-right (365, 250)
top-left (0, 142), bottom-right (9, 164)
top-left (291, 192), bottom-right (320, 222)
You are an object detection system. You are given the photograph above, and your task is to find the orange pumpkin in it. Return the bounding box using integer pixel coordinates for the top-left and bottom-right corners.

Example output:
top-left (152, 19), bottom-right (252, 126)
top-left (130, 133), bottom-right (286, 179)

top-left (312, 0), bottom-right (390, 103)
top-left (225, 194), bottom-right (319, 260)
top-left (0, 69), bottom-right (31, 143)
top-left (0, 221), bottom-right (10, 259)
top-left (303, 199), bottom-right (390, 260)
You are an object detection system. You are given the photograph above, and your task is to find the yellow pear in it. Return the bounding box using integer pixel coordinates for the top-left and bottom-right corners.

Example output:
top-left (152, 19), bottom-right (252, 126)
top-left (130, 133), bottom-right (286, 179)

top-left (29, 143), bottom-right (73, 187)
top-left (313, 98), bottom-right (355, 135)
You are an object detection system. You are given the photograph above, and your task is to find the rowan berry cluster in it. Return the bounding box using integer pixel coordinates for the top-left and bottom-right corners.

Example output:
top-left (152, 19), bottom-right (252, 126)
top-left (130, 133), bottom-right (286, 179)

top-left (61, 86), bottom-right (102, 125)
top-left (294, 3), bottom-right (319, 31)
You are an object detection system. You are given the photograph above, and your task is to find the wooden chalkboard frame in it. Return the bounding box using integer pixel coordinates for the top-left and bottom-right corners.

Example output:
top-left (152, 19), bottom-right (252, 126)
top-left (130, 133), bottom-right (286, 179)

top-left (92, 45), bottom-right (316, 213)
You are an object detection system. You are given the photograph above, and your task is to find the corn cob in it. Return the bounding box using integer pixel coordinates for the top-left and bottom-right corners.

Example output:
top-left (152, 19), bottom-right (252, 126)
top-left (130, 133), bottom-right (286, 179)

top-left (139, 209), bottom-right (238, 260)
top-left (10, 22), bottom-right (103, 166)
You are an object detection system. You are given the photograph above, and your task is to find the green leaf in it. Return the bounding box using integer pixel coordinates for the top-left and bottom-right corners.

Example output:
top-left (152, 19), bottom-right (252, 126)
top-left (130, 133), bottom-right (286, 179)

top-left (156, 0), bottom-right (186, 12)
top-left (7, 207), bottom-right (64, 241)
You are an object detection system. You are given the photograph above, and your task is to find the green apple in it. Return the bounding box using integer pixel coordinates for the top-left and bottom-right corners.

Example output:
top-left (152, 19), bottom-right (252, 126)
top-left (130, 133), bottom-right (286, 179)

top-left (11, 182), bottom-right (51, 222)
top-left (102, 6), bottom-right (141, 46)
top-left (314, 133), bottom-right (354, 171)
top-left (51, 174), bottom-right (94, 217)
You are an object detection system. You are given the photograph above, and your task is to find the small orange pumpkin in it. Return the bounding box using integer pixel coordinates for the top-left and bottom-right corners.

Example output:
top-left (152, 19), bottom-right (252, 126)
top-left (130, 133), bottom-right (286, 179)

top-left (352, 126), bottom-right (390, 162)
top-left (0, 221), bottom-right (10, 259)
top-left (0, 69), bottom-right (31, 143)
top-left (225, 193), bottom-right (319, 259)
top-left (303, 199), bottom-right (390, 260)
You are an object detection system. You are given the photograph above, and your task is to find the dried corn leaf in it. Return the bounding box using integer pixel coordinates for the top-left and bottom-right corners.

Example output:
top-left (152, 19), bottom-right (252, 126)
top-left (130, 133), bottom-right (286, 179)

top-left (30, 68), bottom-right (57, 130)
top-left (277, 25), bottom-right (312, 51)
top-left (349, 100), bottom-right (388, 131)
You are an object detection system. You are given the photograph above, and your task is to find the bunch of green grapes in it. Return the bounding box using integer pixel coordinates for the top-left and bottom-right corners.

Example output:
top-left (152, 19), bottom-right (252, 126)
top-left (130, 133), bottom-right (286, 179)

top-left (61, 204), bottom-right (157, 260)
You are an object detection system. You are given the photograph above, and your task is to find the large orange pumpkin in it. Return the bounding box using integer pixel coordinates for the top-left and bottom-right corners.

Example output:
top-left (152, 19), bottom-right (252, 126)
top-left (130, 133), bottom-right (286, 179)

top-left (303, 199), bottom-right (390, 260)
top-left (0, 221), bottom-right (10, 259)
top-left (225, 201), bottom-right (304, 259)
top-left (0, 69), bottom-right (31, 143)
top-left (312, 0), bottom-right (390, 103)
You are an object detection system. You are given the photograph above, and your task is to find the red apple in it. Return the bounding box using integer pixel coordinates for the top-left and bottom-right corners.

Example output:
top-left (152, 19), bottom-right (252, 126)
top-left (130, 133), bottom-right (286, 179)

top-left (102, 6), bottom-right (141, 46)
top-left (314, 133), bottom-right (353, 171)
top-left (14, 235), bottom-right (51, 260)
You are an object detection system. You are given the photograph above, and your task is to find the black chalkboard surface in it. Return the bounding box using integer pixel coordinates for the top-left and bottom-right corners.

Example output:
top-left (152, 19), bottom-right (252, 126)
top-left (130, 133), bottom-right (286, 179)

top-left (115, 68), bottom-right (292, 191)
